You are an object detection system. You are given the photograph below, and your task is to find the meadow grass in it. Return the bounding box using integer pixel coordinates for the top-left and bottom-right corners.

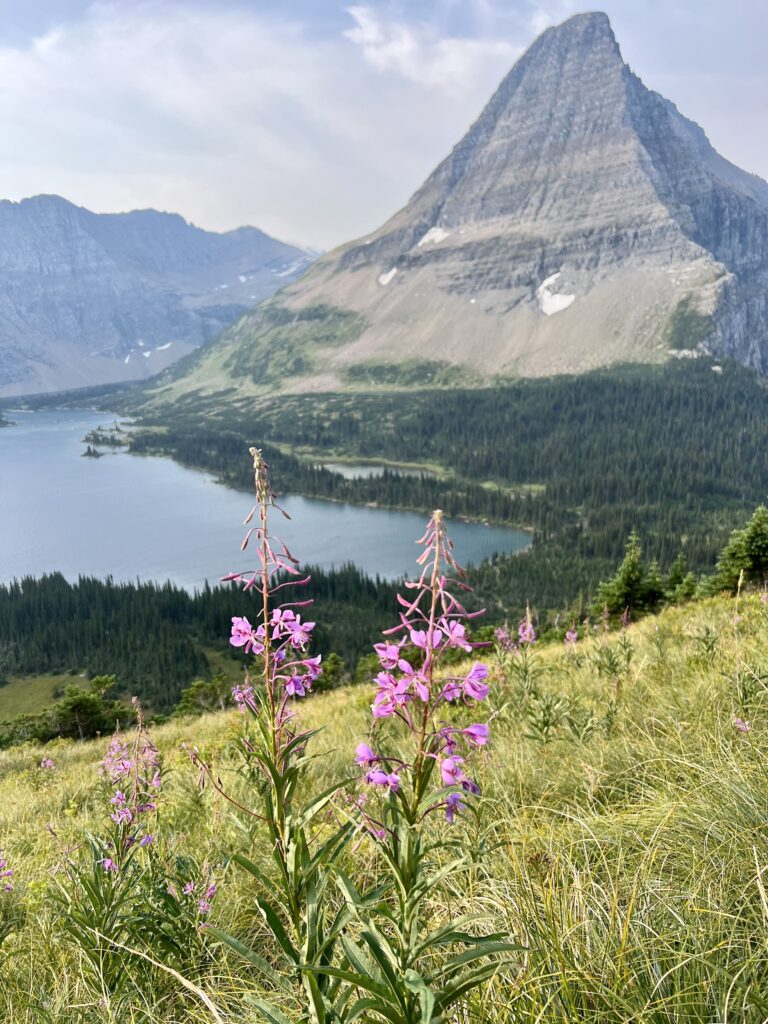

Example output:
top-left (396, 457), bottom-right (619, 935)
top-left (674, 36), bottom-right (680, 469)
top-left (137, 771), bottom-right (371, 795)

top-left (0, 673), bottom-right (81, 718)
top-left (2, 593), bottom-right (767, 1021)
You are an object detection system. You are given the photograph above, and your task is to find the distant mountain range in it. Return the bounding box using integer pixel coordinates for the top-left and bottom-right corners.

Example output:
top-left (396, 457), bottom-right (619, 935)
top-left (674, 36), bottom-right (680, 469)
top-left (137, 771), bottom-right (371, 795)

top-left (150, 10), bottom-right (768, 406)
top-left (0, 195), bottom-right (314, 396)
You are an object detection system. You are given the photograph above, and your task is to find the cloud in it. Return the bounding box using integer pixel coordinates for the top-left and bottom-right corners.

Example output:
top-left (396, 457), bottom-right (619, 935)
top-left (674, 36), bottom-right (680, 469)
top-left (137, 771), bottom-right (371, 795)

top-left (0, 1), bottom-right (523, 247)
top-left (344, 5), bottom-right (520, 92)
top-left (0, 1), bottom-right (763, 251)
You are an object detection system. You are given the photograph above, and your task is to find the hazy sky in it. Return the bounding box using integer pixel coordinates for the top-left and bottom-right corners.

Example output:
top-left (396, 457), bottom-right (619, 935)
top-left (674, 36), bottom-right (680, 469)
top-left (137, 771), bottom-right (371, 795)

top-left (0, 1), bottom-right (765, 249)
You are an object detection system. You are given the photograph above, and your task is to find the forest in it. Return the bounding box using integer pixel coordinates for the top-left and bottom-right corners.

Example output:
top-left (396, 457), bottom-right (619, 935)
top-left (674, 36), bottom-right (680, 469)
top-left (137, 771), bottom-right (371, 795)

top-left (126, 359), bottom-right (768, 614)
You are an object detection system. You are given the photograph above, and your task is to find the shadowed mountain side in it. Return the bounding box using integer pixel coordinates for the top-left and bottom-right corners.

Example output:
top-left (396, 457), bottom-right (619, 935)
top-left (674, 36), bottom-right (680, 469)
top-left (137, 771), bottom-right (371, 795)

top-left (0, 195), bottom-right (315, 396)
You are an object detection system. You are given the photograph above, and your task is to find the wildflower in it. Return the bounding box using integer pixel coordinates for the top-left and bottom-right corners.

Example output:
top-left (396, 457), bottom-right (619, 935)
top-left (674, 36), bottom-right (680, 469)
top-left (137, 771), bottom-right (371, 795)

top-left (101, 858), bottom-right (118, 873)
top-left (462, 662), bottom-right (490, 701)
top-left (441, 619), bottom-right (473, 651)
top-left (285, 674), bottom-right (307, 698)
top-left (232, 684), bottom-right (256, 711)
top-left (495, 626), bottom-right (517, 652)
top-left (365, 770), bottom-right (400, 791)
top-left (355, 743), bottom-right (380, 767)
top-left (565, 629), bottom-right (578, 646)
top-left (285, 614), bottom-right (315, 649)
top-left (374, 641), bottom-right (403, 669)
top-left (230, 615), bottom-right (263, 654)
top-left (139, 834), bottom-right (154, 847)
top-left (518, 616), bottom-right (536, 646)
top-left (0, 853), bottom-right (13, 893)
top-left (40, 758), bottom-right (55, 769)
top-left (440, 756), bottom-right (465, 786)
top-left (445, 791), bottom-right (465, 823)
top-left (733, 716), bottom-right (752, 734)
top-left (410, 627), bottom-right (443, 651)
top-left (441, 679), bottom-right (462, 703)
top-left (462, 723), bottom-right (490, 746)
top-left (304, 655), bottom-right (323, 681)
top-left (183, 881), bottom-right (196, 895)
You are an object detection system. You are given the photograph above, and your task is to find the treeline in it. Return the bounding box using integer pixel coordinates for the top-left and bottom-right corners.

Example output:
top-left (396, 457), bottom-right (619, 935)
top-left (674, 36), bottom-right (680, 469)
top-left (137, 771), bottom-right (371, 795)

top-left (0, 567), bottom-right (403, 713)
top-left (128, 432), bottom-right (543, 526)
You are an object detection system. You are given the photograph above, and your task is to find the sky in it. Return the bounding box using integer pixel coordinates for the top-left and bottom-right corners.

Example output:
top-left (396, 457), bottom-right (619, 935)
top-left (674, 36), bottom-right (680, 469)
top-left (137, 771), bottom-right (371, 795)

top-left (0, 0), bottom-right (765, 250)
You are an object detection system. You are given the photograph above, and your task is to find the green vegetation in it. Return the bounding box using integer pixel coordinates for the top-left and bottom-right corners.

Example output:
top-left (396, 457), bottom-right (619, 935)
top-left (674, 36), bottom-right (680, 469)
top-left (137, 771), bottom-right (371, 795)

top-left (0, 672), bottom-right (79, 718)
top-left (343, 358), bottom-right (479, 388)
top-left (3, 591), bottom-right (768, 1020)
top-left (0, 568), bottom-right (402, 715)
top-left (224, 303), bottom-right (365, 386)
top-left (666, 295), bottom-right (714, 349)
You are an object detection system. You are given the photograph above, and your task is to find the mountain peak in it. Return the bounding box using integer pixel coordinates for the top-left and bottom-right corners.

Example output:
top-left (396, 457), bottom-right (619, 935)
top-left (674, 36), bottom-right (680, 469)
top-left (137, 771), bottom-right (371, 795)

top-left (155, 12), bottom-right (768, 402)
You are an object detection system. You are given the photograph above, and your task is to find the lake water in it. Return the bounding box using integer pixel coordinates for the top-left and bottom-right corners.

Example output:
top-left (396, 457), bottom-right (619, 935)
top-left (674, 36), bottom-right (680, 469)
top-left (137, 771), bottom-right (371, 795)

top-left (0, 409), bottom-right (531, 589)
top-left (321, 462), bottom-right (435, 480)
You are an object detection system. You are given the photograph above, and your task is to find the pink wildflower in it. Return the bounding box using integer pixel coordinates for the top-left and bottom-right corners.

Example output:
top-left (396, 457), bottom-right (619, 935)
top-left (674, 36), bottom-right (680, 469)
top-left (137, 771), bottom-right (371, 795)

top-left (462, 723), bottom-right (490, 746)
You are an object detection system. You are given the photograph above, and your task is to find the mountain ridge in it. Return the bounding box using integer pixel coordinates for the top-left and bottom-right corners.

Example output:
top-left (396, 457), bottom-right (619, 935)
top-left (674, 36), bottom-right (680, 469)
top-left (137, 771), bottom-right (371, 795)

top-left (0, 194), bottom-right (314, 397)
top-left (148, 11), bottom-right (768, 404)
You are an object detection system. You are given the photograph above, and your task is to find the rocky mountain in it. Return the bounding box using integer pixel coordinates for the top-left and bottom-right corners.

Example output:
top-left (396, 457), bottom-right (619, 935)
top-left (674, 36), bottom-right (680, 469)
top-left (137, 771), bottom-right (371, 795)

top-left (152, 10), bottom-right (768, 405)
top-left (0, 195), bottom-right (314, 396)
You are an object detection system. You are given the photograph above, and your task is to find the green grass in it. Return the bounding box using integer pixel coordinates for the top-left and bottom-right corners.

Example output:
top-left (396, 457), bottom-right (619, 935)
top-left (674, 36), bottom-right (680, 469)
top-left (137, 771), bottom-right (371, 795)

top-left (3, 593), bottom-right (768, 1019)
top-left (0, 672), bottom-right (84, 718)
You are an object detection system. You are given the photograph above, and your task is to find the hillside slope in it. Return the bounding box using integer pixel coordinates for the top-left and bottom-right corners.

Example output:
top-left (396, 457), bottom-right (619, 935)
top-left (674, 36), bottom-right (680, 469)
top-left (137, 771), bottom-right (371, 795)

top-left (2, 594), bottom-right (768, 1019)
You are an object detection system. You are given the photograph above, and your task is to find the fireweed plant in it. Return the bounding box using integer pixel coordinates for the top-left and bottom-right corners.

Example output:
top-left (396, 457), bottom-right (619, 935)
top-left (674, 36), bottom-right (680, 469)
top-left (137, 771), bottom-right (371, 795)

top-left (197, 447), bottom-right (358, 1024)
top-left (54, 703), bottom-right (217, 1009)
top-left (324, 509), bottom-right (518, 1023)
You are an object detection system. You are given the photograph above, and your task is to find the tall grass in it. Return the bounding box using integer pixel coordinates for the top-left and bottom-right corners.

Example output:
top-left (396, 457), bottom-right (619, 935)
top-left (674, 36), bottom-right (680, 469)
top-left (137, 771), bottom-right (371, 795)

top-left (2, 594), bottom-right (767, 1021)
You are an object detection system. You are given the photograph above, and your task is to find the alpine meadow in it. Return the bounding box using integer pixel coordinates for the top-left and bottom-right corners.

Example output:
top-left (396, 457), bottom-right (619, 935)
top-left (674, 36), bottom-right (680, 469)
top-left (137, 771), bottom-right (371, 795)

top-left (3, 6), bottom-right (768, 1023)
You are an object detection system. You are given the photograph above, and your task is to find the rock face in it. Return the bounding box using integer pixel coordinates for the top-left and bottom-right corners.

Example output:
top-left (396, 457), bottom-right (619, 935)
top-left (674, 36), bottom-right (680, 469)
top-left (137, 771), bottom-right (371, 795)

top-left (159, 11), bottom-right (768, 402)
top-left (0, 195), bottom-right (314, 396)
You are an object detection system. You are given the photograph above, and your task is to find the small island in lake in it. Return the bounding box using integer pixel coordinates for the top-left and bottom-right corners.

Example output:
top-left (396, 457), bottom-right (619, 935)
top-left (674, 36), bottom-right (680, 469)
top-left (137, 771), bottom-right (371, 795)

top-left (81, 444), bottom-right (103, 458)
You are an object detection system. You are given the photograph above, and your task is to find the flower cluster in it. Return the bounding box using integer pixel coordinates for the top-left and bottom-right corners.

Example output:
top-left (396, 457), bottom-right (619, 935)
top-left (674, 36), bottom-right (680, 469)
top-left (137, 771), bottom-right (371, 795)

top-left (99, 713), bottom-right (161, 869)
top-left (230, 609), bottom-right (321, 701)
top-left (40, 758), bottom-right (55, 770)
top-left (355, 511), bottom-right (490, 826)
top-left (183, 879), bottom-right (218, 919)
top-left (224, 449), bottom-right (323, 757)
top-left (564, 628), bottom-right (578, 647)
top-left (0, 851), bottom-right (13, 893)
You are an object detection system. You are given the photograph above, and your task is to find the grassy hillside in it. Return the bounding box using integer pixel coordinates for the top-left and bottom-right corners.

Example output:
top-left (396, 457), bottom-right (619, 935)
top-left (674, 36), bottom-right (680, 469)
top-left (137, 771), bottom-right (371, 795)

top-left (2, 592), bottom-right (768, 1021)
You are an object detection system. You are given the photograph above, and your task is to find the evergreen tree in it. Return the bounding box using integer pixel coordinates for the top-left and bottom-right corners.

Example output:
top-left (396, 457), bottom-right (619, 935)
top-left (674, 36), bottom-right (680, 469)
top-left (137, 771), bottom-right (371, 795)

top-left (595, 530), bottom-right (647, 616)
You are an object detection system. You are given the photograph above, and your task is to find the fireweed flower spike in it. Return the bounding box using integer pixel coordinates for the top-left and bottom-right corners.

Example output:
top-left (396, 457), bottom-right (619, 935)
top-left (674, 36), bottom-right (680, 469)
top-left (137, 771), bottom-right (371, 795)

top-left (345, 511), bottom-right (517, 1020)
top-left (355, 509), bottom-right (491, 830)
top-left (99, 701), bottom-right (162, 861)
top-left (190, 445), bottom-right (369, 1024)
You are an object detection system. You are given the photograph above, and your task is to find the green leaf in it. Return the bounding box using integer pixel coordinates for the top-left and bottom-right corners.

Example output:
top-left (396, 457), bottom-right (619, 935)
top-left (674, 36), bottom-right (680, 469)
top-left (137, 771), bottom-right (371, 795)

top-left (232, 852), bottom-right (277, 893)
top-left (206, 927), bottom-right (293, 993)
top-left (434, 962), bottom-right (506, 1012)
top-left (427, 940), bottom-right (521, 983)
top-left (359, 927), bottom-right (402, 998)
top-left (302, 965), bottom-right (395, 1003)
top-left (403, 970), bottom-right (436, 1024)
top-left (254, 893), bottom-right (300, 965)
top-left (344, 997), bottom-right (404, 1024)
top-left (244, 994), bottom-right (295, 1024)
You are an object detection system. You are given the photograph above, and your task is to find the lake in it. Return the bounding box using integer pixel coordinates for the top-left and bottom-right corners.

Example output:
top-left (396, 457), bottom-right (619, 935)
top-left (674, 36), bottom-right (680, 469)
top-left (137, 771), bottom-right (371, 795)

top-left (0, 409), bottom-right (531, 589)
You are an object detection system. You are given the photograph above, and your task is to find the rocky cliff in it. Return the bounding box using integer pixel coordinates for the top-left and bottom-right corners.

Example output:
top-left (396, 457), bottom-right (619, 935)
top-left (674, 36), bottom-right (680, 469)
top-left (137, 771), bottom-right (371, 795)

top-left (0, 195), bottom-right (314, 396)
top-left (154, 11), bottom-right (768, 403)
